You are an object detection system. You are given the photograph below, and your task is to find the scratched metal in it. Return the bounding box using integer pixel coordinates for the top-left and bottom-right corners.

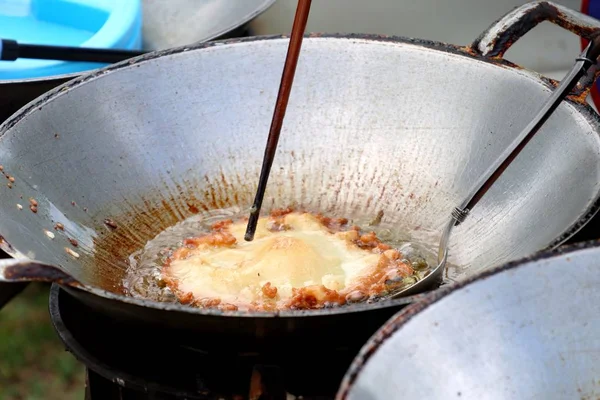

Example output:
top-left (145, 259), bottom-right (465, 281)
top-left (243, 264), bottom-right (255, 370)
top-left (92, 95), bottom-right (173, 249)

top-left (338, 241), bottom-right (600, 400)
top-left (0, 2), bottom-right (599, 319)
top-left (472, 0), bottom-right (600, 101)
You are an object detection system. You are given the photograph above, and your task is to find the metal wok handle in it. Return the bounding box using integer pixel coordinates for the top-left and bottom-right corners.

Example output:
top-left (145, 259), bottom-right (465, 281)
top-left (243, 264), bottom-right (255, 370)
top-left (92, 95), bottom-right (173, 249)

top-left (0, 257), bottom-right (82, 309)
top-left (471, 0), bottom-right (600, 100)
top-left (0, 257), bottom-right (80, 285)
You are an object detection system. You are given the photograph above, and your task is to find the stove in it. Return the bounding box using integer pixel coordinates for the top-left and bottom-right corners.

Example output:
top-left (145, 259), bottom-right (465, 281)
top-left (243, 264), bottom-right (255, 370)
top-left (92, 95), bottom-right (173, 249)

top-left (46, 218), bottom-right (600, 400)
top-left (49, 284), bottom-right (354, 400)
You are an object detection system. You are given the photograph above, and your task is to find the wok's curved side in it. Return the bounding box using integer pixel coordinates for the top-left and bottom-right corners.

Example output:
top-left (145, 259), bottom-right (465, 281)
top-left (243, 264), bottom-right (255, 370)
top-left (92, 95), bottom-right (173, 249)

top-left (0, 31), bottom-right (599, 334)
top-left (337, 240), bottom-right (600, 400)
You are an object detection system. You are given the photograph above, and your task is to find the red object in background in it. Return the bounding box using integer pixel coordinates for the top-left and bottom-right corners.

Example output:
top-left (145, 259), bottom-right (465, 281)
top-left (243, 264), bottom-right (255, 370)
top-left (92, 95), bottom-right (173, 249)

top-left (582, 0), bottom-right (600, 108)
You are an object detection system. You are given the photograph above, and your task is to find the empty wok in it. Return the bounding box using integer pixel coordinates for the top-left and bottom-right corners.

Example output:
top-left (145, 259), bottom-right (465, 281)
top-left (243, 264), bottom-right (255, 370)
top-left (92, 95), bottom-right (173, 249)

top-left (1, 1), bottom-right (600, 347)
top-left (337, 241), bottom-right (600, 400)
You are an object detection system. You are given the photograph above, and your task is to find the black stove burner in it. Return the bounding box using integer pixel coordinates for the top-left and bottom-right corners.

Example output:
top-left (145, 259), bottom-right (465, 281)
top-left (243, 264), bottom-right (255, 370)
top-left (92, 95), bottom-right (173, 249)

top-left (49, 285), bottom-right (352, 400)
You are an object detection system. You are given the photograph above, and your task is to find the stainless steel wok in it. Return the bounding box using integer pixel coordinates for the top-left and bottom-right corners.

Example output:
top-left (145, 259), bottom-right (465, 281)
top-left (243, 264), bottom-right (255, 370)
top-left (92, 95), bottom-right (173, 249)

top-left (337, 241), bottom-right (600, 400)
top-left (0, 1), bottom-right (599, 346)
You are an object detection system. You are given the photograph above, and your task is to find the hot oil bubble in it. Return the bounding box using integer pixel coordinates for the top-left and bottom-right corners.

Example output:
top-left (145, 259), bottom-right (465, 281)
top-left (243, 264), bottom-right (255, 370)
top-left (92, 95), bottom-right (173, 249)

top-left (122, 206), bottom-right (438, 304)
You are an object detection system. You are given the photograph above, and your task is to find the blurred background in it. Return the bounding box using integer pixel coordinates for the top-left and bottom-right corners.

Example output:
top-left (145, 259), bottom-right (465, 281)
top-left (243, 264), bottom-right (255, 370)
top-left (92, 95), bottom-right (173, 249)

top-left (0, 283), bottom-right (83, 400)
top-left (0, 0), bottom-right (594, 398)
top-left (250, 0), bottom-right (582, 79)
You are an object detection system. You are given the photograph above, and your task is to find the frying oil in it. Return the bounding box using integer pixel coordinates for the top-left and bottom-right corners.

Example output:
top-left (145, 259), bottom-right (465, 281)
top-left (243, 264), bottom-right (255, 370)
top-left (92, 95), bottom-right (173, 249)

top-left (123, 206), bottom-right (439, 304)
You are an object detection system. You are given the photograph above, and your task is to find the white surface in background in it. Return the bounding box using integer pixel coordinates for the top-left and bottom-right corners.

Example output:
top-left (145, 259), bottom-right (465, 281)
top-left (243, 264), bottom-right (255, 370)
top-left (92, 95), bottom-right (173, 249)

top-left (249, 0), bottom-right (584, 73)
top-left (250, 1), bottom-right (600, 112)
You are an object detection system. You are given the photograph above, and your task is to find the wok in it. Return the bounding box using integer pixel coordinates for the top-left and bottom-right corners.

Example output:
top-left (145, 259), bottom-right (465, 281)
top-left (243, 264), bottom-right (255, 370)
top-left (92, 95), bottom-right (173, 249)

top-left (1, 1), bottom-right (600, 347)
top-left (337, 240), bottom-right (600, 400)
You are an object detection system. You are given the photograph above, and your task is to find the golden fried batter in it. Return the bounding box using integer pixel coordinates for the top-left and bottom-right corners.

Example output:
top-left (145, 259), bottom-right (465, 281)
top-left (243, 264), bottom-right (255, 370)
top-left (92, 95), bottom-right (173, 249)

top-left (161, 209), bottom-right (413, 311)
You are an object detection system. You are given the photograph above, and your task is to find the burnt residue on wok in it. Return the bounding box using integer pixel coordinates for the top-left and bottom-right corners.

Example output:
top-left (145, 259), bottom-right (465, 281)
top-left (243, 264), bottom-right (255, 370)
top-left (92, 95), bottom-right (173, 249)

top-left (88, 173), bottom-right (436, 311)
top-left (91, 175), bottom-right (242, 294)
top-left (1, 259), bottom-right (80, 285)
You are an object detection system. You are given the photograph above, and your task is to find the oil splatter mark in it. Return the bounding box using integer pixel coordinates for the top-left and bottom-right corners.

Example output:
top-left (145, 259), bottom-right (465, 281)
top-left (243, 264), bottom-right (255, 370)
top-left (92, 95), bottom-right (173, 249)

top-left (65, 247), bottom-right (80, 259)
top-left (104, 219), bottom-right (118, 229)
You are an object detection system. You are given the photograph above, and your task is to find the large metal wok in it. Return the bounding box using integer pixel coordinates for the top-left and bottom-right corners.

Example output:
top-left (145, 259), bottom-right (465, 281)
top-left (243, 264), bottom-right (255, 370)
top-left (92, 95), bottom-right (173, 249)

top-left (337, 241), bottom-right (600, 400)
top-left (0, 1), bottom-right (600, 347)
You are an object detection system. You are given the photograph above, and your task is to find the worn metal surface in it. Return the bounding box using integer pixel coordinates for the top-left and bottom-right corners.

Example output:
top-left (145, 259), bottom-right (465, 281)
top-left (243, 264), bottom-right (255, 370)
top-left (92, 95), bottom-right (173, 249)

top-left (473, 1), bottom-right (600, 58)
top-left (0, 2), bottom-right (599, 325)
top-left (472, 1), bottom-right (600, 101)
top-left (142, 0), bottom-right (276, 50)
top-left (0, 258), bottom-right (80, 285)
top-left (338, 240), bottom-right (600, 400)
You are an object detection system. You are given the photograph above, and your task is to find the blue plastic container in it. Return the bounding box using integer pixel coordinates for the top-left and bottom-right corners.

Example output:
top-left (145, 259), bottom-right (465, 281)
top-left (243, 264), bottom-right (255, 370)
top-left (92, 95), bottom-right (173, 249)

top-left (0, 0), bottom-right (142, 80)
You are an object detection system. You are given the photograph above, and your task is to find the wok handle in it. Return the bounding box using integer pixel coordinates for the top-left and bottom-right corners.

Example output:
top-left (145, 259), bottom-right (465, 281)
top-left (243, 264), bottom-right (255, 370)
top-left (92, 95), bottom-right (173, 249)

top-left (0, 257), bottom-right (80, 285)
top-left (471, 1), bottom-right (600, 100)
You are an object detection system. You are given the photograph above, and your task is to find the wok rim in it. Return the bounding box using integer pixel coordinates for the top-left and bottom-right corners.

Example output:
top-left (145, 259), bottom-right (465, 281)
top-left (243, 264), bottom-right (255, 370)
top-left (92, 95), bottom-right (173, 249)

top-left (1, 33), bottom-right (600, 319)
top-left (336, 239), bottom-right (600, 399)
